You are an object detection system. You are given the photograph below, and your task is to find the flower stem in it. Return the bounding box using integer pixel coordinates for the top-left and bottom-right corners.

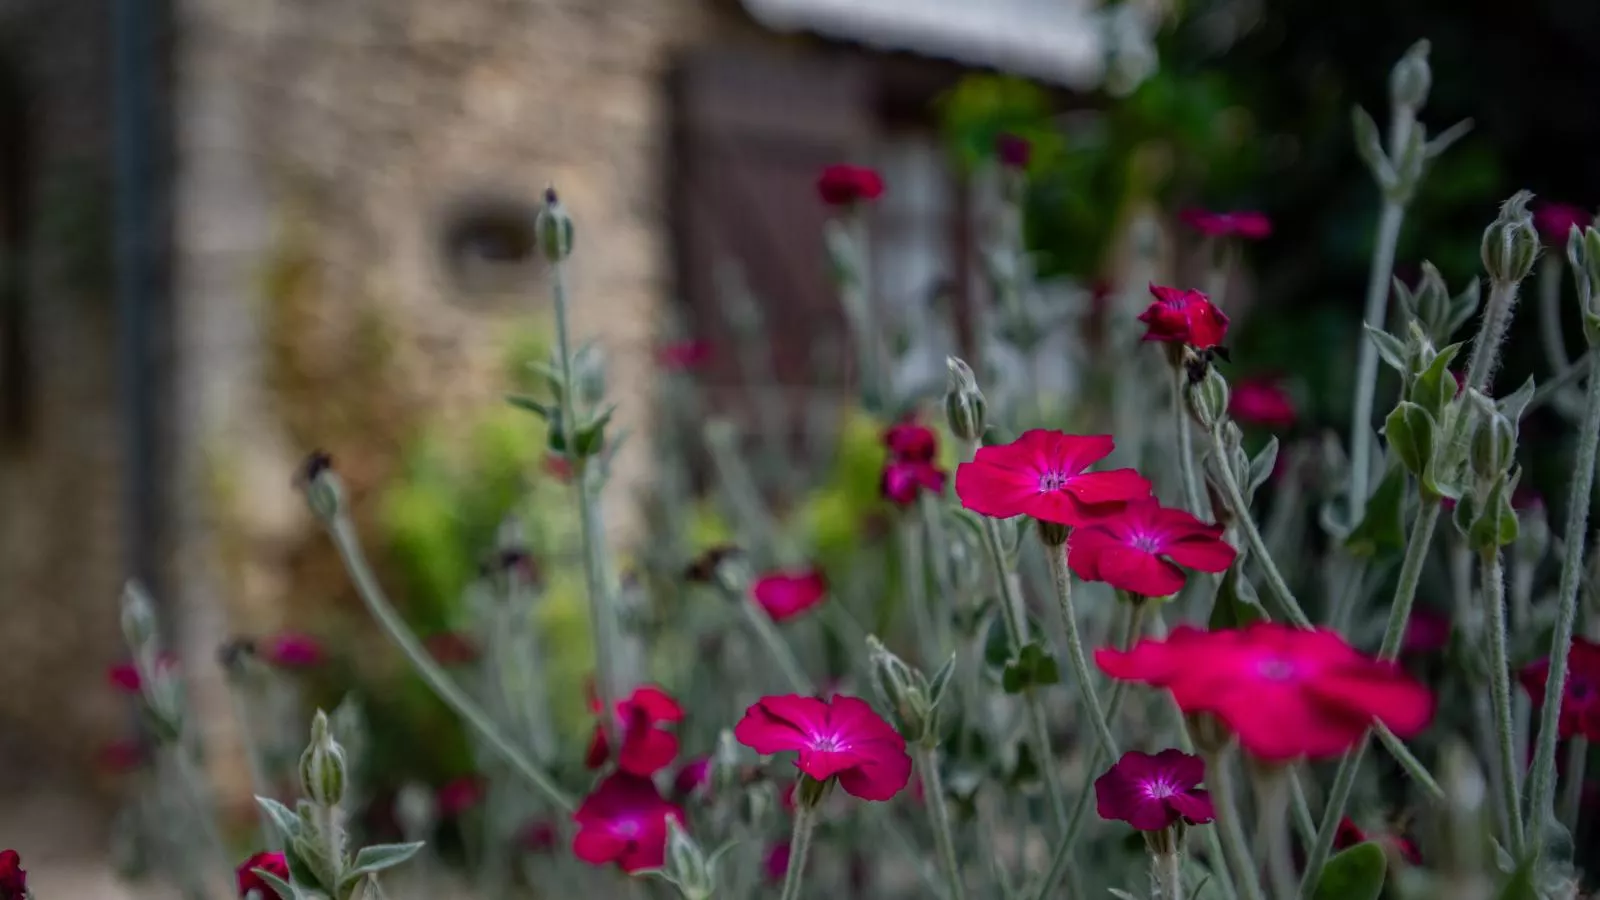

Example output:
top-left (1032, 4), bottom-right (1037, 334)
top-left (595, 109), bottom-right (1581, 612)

top-left (900, 517), bottom-right (941, 668)
top-left (1348, 200), bottom-right (1406, 522)
top-left (1173, 365), bottom-right (1205, 517)
top-left (733, 586), bottom-right (815, 696)
top-left (779, 796), bottom-right (819, 900)
top-left (1207, 425), bottom-right (1313, 628)
top-left (1154, 851), bottom-right (1185, 900)
top-left (1478, 548), bottom-right (1527, 857)
top-left (1526, 327), bottom-right (1600, 856)
top-left (325, 513), bottom-right (576, 811)
top-left (1254, 767), bottom-right (1298, 900)
top-left (1558, 737), bottom-right (1589, 834)
top-left (1205, 748), bottom-right (1268, 900)
top-left (225, 680), bottom-right (280, 850)
top-left (1300, 497), bottom-right (1441, 896)
top-left (1043, 538), bottom-right (1119, 758)
top-left (915, 743), bottom-right (968, 900)
top-left (920, 493), bottom-right (956, 653)
top-left (1537, 253), bottom-right (1572, 378)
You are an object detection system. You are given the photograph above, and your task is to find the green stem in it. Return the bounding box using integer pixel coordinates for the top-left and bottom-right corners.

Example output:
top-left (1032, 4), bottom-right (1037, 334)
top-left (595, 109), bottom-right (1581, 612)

top-left (1558, 737), bottom-right (1589, 835)
top-left (1154, 850), bottom-right (1185, 900)
top-left (1044, 538), bottom-right (1119, 757)
top-left (326, 513), bottom-right (576, 811)
top-left (226, 680), bottom-right (280, 850)
top-left (1538, 253), bottom-right (1572, 377)
top-left (1208, 425), bottom-right (1313, 628)
top-left (1174, 365), bottom-right (1205, 516)
top-left (167, 745), bottom-right (231, 891)
top-left (1255, 768), bottom-right (1298, 900)
top-left (900, 516), bottom-right (940, 668)
top-left (1348, 200), bottom-right (1406, 522)
top-left (732, 585), bottom-right (814, 696)
top-left (1479, 549), bottom-right (1527, 857)
top-left (779, 797), bottom-right (818, 900)
top-left (1526, 331), bottom-right (1600, 854)
top-left (915, 743), bottom-right (968, 900)
top-left (1206, 749), bottom-right (1268, 900)
top-left (1300, 498), bottom-right (1441, 896)
top-left (1528, 351), bottom-right (1591, 415)
top-left (921, 493), bottom-right (956, 653)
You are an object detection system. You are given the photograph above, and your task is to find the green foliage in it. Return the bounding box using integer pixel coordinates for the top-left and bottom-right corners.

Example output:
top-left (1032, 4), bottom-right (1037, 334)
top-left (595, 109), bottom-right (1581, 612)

top-left (1312, 841), bottom-right (1388, 900)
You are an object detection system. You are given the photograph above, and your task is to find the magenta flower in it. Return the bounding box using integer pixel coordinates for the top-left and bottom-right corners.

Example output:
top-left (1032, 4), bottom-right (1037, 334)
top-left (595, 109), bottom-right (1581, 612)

top-left (764, 842), bottom-right (793, 883)
top-left (673, 756), bottom-right (711, 799)
top-left (585, 684), bottom-right (684, 777)
top-left (1095, 749), bottom-right (1215, 831)
top-left (954, 429), bottom-right (1151, 527)
top-left (518, 821), bottom-right (559, 853)
top-left (753, 569), bottom-right (828, 622)
top-left (1533, 203), bottom-right (1592, 246)
top-left (1179, 209), bottom-right (1272, 240)
top-left (572, 772), bottom-right (684, 873)
top-left (107, 653), bottom-right (177, 694)
top-left (1402, 607), bottom-right (1451, 655)
top-left (1519, 636), bottom-right (1600, 742)
top-left (1138, 285), bottom-right (1231, 350)
top-left (261, 632), bottom-right (324, 669)
top-left (1229, 377), bottom-right (1297, 430)
top-left (884, 421), bottom-right (938, 462)
top-left (1067, 497), bottom-right (1237, 598)
top-left (995, 133), bottom-right (1032, 169)
top-left (734, 694), bottom-right (912, 801)
top-left (436, 776), bottom-right (485, 817)
top-left (657, 340), bottom-right (713, 372)
top-left (881, 460), bottom-right (947, 506)
top-left (817, 165), bottom-right (885, 207)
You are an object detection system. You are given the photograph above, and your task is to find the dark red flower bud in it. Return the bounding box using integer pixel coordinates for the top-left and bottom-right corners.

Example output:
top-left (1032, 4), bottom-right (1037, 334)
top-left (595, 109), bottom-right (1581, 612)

top-left (236, 850), bottom-right (287, 898)
top-left (816, 165), bottom-right (885, 207)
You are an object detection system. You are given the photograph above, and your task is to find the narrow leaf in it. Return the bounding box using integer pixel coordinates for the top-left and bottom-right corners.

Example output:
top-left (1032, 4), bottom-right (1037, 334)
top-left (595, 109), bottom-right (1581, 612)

top-left (348, 842), bottom-right (425, 878)
top-left (251, 868), bottom-right (300, 900)
top-left (1246, 437), bottom-right (1280, 500)
top-left (1366, 324), bottom-right (1408, 373)
top-left (255, 796), bottom-right (302, 840)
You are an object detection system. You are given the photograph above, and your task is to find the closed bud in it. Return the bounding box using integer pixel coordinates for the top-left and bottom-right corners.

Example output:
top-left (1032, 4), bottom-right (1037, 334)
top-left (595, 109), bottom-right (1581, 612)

top-left (299, 710), bottom-right (348, 808)
top-left (1467, 392), bottom-right (1515, 481)
top-left (120, 581), bottom-right (160, 653)
top-left (1414, 261), bottom-right (1450, 336)
top-left (944, 357), bottom-right (987, 442)
top-left (571, 342), bottom-right (607, 409)
top-left (1480, 191), bottom-right (1539, 285)
top-left (300, 456), bottom-right (344, 522)
top-left (535, 187), bottom-right (575, 262)
top-left (1184, 364), bottom-right (1230, 430)
top-left (866, 636), bottom-right (932, 742)
top-left (661, 817), bottom-right (713, 900)
top-left (1389, 40), bottom-right (1432, 111)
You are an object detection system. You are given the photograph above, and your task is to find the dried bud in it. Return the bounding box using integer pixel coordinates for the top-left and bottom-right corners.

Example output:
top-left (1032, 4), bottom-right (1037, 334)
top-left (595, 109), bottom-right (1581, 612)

top-left (1185, 363), bottom-right (1230, 430)
top-left (1480, 191), bottom-right (1539, 285)
top-left (866, 637), bottom-right (932, 743)
top-left (944, 357), bottom-right (987, 442)
top-left (535, 187), bottom-right (575, 262)
top-left (299, 710), bottom-right (348, 808)
top-left (120, 581), bottom-right (159, 653)
top-left (1389, 39), bottom-right (1433, 111)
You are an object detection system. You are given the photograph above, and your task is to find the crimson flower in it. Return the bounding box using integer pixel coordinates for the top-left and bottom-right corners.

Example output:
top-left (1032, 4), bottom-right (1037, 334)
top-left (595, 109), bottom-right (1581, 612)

top-left (1094, 749), bottom-right (1215, 831)
top-left (0, 850), bottom-right (22, 900)
top-left (817, 165), bottom-right (884, 207)
top-left (1518, 636), bottom-right (1600, 741)
top-left (881, 460), bottom-right (947, 507)
top-left (753, 569), bottom-right (828, 622)
top-left (107, 653), bottom-right (176, 694)
top-left (261, 632), bottom-right (324, 669)
top-left (657, 340), bottom-right (713, 371)
top-left (1139, 285), bottom-right (1230, 350)
top-left (572, 772), bottom-right (684, 873)
top-left (1402, 608), bottom-right (1451, 655)
top-left (585, 684), bottom-right (685, 776)
top-left (764, 842), bottom-right (793, 883)
top-left (423, 631), bottom-right (480, 666)
top-left (1229, 377), bottom-right (1297, 430)
top-left (436, 776), bottom-right (486, 817)
top-left (734, 694), bottom-right (912, 801)
top-left (954, 430), bottom-right (1151, 527)
top-left (544, 454), bottom-right (576, 484)
top-left (1533, 203), bottom-right (1592, 246)
top-left (1180, 209), bottom-right (1272, 240)
top-left (673, 756), bottom-right (711, 799)
top-left (995, 133), bottom-right (1031, 169)
top-left (884, 421), bottom-right (938, 462)
top-left (1335, 817), bottom-right (1422, 865)
top-left (1096, 623), bottom-right (1434, 761)
top-left (236, 850), bottom-right (287, 898)
top-left (1067, 497), bottom-right (1236, 598)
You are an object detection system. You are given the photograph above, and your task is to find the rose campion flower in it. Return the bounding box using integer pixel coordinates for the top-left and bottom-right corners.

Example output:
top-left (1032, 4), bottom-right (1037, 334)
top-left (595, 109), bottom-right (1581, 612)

top-left (1067, 497), bottom-right (1237, 598)
top-left (1335, 817), bottom-right (1422, 865)
top-left (543, 454), bottom-right (576, 483)
top-left (1402, 607), bottom-right (1451, 655)
top-left (572, 772), bottom-right (684, 873)
top-left (1094, 749), bottom-right (1216, 831)
top-left (881, 460), bottom-right (947, 507)
top-left (1229, 377), bottom-right (1297, 430)
top-left (995, 132), bottom-right (1031, 169)
top-left (423, 631), bottom-right (480, 666)
top-left (0, 850), bottom-right (23, 900)
top-left (1518, 636), bottom-right (1600, 742)
top-left (884, 421), bottom-right (938, 462)
top-left (261, 632), bottom-right (324, 669)
top-left (764, 842), bottom-right (793, 883)
top-left (436, 776), bottom-right (486, 817)
top-left (657, 340), bottom-right (713, 372)
top-left (1139, 285), bottom-right (1231, 350)
top-left (753, 569), bottom-right (828, 622)
top-left (236, 850), bottom-right (288, 898)
top-left (816, 165), bottom-right (885, 207)
top-left (734, 694), bottom-right (912, 801)
top-left (954, 430), bottom-right (1151, 527)
top-left (1096, 623), bottom-right (1434, 761)
top-left (1532, 203), bottom-right (1592, 246)
top-left (673, 756), bottom-right (710, 799)
top-left (585, 684), bottom-right (685, 777)
top-left (1179, 209), bottom-right (1272, 240)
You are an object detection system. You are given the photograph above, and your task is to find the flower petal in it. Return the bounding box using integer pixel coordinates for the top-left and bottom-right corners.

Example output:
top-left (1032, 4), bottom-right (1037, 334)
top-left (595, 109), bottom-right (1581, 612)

top-left (1168, 789), bottom-right (1216, 825)
top-left (1162, 533), bottom-right (1238, 573)
top-left (734, 695), bottom-right (829, 755)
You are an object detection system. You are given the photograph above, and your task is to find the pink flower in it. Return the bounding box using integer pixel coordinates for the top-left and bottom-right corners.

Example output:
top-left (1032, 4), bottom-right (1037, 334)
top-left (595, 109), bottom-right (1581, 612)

top-left (1138, 285), bottom-right (1231, 350)
top-left (764, 842), bottom-right (793, 883)
top-left (657, 340), bottom-right (713, 371)
top-left (1067, 497), bottom-right (1237, 598)
top-left (1096, 623), bottom-right (1435, 761)
top-left (881, 460), bottom-right (947, 506)
top-left (1180, 209), bottom-right (1272, 240)
top-left (0, 850), bottom-right (23, 900)
top-left (423, 632), bottom-right (480, 666)
top-left (1229, 377), bottom-right (1297, 430)
top-left (995, 133), bottom-right (1032, 169)
top-left (753, 569), bottom-right (829, 622)
top-left (1402, 608), bottom-right (1451, 655)
top-left (585, 684), bottom-right (685, 777)
top-left (436, 776), bottom-right (485, 817)
top-left (1094, 749), bottom-right (1215, 831)
top-left (884, 421), bottom-right (938, 462)
top-left (1336, 817), bottom-right (1422, 865)
top-left (236, 850), bottom-right (288, 898)
top-left (107, 653), bottom-right (177, 694)
top-left (954, 430), bottom-right (1152, 527)
top-left (1533, 203), bottom-right (1592, 246)
top-left (1519, 636), bottom-right (1600, 742)
top-left (572, 772), bottom-right (684, 873)
top-left (673, 756), bottom-right (711, 799)
top-left (817, 165), bottom-right (885, 207)
top-left (261, 633), bottom-right (324, 669)
top-left (734, 694), bottom-right (912, 801)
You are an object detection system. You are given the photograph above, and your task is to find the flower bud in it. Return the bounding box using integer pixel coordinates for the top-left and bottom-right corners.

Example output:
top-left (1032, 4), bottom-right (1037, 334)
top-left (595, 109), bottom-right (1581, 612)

top-left (1467, 392), bottom-right (1515, 481)
top-left (1480, 191), bottom-right (1539, 285)
top-left (1184, 363), bottom-right (1230, 430)
top-left (298, 451), bottom-right (343, 521)
top-left (866, 637), bottom-right (932, 743)
top-left (120, 581), bottom-right (160, 654)
top-left (1389, 39), bottom-right (1432, 111)
top-left (299, 710), bottom-right (348, 808)
top-left (571, 341), bottom-right (607, 409)
top-left (660, 817), bottom-right (713, 900)
top-left (1568, 225), bottom-right (1600, 346)
top-left (944, 357), bottom-right (987, 442)
top-left (1413, 261), bottom-right (1450, 337)
top-left (535, 187), bottom-right (575, 262)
